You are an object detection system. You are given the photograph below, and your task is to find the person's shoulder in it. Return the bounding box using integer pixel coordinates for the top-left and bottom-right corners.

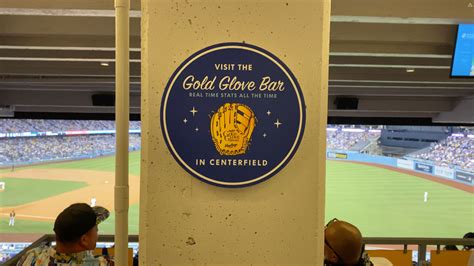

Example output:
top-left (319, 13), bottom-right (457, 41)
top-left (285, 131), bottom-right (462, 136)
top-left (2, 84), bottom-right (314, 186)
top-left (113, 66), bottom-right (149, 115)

top-left (371, 257), bottom-right (393, 266)
top-left (16, 246), bottom-right (54, 266)
top-left (82, 252), bottom-right (113, 266)
top-left (360, 252), bottom-right (375, 266)
top-left (97, 255), bottom-right (113, 266)
top-left (67, 250), bottom-right (112, 266)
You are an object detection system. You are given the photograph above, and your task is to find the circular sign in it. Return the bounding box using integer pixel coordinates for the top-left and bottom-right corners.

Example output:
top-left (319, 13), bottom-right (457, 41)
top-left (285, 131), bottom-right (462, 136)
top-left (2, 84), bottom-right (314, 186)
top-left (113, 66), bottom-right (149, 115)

top-left (161, 43), bottom-right (306, 187)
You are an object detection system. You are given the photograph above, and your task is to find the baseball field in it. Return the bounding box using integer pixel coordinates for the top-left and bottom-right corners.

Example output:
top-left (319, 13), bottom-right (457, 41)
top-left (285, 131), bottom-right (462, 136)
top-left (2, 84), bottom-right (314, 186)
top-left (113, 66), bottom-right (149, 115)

top-left (0, 151), bottom-right (472, 239)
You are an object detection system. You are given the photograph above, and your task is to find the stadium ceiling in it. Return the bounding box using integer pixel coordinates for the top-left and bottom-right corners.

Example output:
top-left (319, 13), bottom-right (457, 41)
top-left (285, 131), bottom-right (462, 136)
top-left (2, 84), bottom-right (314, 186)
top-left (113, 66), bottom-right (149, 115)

top-left (0, 0), bottom-right (473, 124)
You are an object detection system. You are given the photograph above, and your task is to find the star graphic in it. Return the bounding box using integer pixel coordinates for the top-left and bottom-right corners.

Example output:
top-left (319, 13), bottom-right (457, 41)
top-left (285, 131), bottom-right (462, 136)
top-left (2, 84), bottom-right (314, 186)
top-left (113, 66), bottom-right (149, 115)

top-left (195, 127), bottom-right (199, 132)
top-left (263, 133), bottom-right (267, 138)
top-left (267, 110), bottom-right (271, 116)
top-left (274, 119), bottom-right (282, 128)
top-left (190, 107), bottom-right (198, 116)
top-left (183, 118), bottom-right (188, 124)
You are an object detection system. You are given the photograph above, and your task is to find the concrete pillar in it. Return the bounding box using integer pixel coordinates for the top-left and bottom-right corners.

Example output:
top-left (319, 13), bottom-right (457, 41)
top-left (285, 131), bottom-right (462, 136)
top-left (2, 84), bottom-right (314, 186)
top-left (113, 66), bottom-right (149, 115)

top-left (140, 0), bottom-right (330, 264)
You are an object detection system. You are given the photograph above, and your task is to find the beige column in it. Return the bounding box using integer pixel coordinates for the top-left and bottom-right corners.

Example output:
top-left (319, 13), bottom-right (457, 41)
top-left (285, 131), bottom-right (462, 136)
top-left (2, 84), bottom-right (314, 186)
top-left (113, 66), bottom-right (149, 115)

top-left (114, 0), bottom-right (130, 264)
top-left (140, 0), bottom-right (330, 264)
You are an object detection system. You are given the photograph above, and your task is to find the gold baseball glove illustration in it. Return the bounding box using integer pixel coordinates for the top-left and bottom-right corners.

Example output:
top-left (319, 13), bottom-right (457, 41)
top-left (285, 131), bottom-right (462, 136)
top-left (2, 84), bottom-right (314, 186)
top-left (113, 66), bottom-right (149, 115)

top-left (210, 103), bottom-right (256, 156)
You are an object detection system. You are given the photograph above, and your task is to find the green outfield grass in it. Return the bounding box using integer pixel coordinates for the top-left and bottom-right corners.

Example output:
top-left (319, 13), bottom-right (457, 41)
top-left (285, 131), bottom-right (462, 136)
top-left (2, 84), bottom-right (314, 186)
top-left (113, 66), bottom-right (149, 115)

top-left (0, 217), bottom-right (53, 233)
top-left (97, 203), bottom-right (140, 234)
top-left (325, 160), bottom-right (473, 238)
top-left (2, 153), bottom-right (473, 238)
top-left (0, 178), bottom-right (87, 207)
top-left (31, 151), bottom-right (140, 176)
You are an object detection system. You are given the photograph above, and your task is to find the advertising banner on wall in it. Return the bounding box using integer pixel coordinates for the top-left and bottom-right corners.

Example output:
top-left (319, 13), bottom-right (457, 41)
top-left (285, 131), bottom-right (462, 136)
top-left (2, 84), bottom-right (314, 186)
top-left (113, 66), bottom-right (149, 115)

top-left (0, 132), bottom-right (36, 138)
top-left (434, 166), bottom-right (455, 179)
top-left (414, 162), bottom-right (433, 174)
top-left (161, 43), bottom-right (306, 187)
top-left (455, 171), bottom-right (473, 184)
top-left (327, 152), bottom-right (348, 159)
top-left (397, 159), bottom-right (414, 170)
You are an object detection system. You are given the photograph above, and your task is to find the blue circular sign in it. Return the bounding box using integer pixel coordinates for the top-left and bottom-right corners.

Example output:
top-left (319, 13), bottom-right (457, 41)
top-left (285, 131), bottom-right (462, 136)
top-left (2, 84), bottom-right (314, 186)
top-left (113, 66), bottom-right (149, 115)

top-left (161, 43), bottom-right (306, 187)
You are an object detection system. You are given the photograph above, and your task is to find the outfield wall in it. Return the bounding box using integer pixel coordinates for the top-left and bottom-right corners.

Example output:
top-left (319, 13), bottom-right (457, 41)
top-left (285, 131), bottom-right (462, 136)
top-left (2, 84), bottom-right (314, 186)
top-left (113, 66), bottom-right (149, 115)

top-left (327, 150), bottom-right (473, 186)
top-left (0, 149), bottom-right (141, 168)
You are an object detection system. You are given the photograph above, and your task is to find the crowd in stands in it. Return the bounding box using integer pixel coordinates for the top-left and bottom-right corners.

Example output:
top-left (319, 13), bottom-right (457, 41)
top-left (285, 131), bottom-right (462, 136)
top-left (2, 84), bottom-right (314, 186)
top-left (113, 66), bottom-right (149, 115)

top-left (413, 135), bottom-right (473, 171)
top-left (0, 253), bottom-right (11, 263)
top-left (0, 119), bottom-right (142, 165)
top-left (0, 134), bottom-right (141, 165)
top-left (326, 128), bottom-right (380, 151)
top-left (0, 243), bottom-right (29, 263)
top-left (1, 121), bottom-right (472, 171)
top-left (0, 119), bottom-right (141, 133)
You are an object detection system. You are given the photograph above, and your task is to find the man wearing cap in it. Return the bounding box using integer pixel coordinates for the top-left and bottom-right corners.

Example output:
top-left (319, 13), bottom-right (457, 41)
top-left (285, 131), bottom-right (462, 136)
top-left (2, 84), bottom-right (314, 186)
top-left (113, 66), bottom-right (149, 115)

top-left (324, 218), bottom-right (373, 266)
top-left (17, 203), bottom-right (110, 266)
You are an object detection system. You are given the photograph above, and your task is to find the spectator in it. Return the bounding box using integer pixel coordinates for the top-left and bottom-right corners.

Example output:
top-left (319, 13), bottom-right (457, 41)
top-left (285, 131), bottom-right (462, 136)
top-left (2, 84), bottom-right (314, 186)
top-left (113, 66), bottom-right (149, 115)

top-left (17, 203), bottom-right (111, 266)
top-left (324, 218), bottom-right (372, 266)
top-left (443, 245), bottom-right (459, 250)
top-left (463, 232), bottom-right (474, 251)
top-left (463, 232), bottom-right (474, 266)
top-left (133, 251), bottom-right (139, 266)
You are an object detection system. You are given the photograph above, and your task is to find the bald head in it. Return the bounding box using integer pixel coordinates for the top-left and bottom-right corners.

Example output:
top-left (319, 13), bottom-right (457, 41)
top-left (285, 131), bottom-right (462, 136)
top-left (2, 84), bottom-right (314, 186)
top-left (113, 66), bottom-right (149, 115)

top-left (325, 220), bottom-right (363, 265)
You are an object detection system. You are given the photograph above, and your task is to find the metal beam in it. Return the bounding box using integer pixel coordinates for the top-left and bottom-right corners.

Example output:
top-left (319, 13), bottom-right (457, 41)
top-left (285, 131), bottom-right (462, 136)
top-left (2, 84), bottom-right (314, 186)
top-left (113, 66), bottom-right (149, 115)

top-left (330, 79), bottom-right (474, 85)
top-left (330, 52), bottom-right (451, 59)
top-left (0, 45), bottom-right (140, 52)
top-left (0, 46), bottom-right (450, 59)
top-left (330, 85), bottom-right (474, 90)
top-left (0, 57), bottom-right (140, 63)
top-left (0, 73), bottom-right (141, 78)
top-left (13, 105), bottom-right (141, 113)
top-left (0, 8), bottom-right (141, 18)
top-left (329, 64), bottom-right (450, 69)
top-left (328, 110), bottom-right (437, 118)
top-left (0, 57), bottom-right (451, 70)
top-left (1, 9), bottom-right (472, 25)
top-left (330, 89), bottom-right (471, 97)
top-left (331, 15), bottom-right (474, 25)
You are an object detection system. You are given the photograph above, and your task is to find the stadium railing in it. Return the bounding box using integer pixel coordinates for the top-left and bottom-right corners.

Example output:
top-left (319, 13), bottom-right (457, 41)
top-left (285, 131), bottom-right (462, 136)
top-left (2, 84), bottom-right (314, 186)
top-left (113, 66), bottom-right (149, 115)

top-left (4, 235), bottom-right (138, 266)
top-left (4, 235), bottom-right (473, 266)
top-left (364, 237), bottom-right (474, 265)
